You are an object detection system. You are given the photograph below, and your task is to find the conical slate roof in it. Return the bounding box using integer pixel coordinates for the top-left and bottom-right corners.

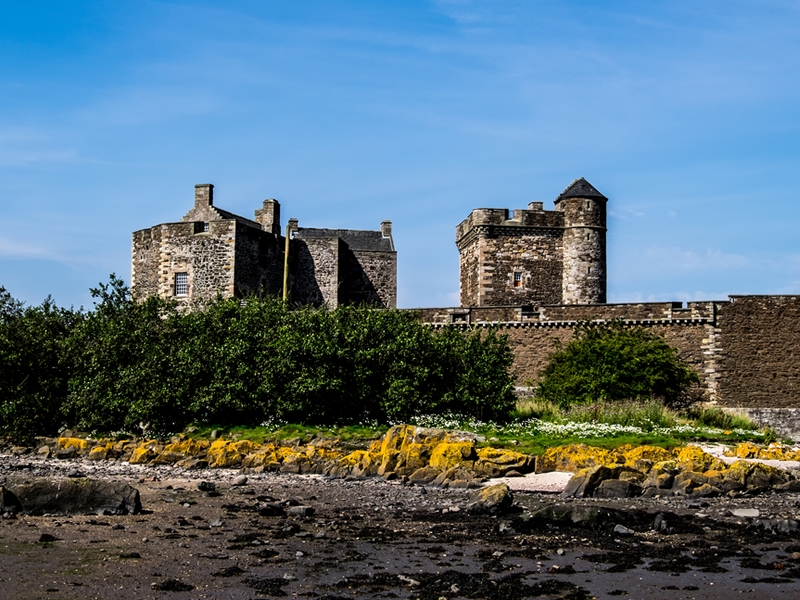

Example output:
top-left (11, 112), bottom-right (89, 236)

top-left (555, 177), bottom-right (607, 201)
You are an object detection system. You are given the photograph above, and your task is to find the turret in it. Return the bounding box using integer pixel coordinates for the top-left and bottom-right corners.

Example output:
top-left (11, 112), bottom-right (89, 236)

top-left (555, 177), bottom-right (607, 304)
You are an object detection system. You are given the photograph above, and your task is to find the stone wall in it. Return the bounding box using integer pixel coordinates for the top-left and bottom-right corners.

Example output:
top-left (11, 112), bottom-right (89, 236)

top-left (346, 250), bottom-right (397, 308)
top-left (458, 230), bottom-right (565, 307)
top-left (716, 296), bottom-right (800, 408)
top-left (132, 220), bottom-right (237, 307)
top-left (291, 237), bottom-right (342, 308)
top-left (131, 227), bottom-right (161, 301)
top-left (233, 222), bottom-right (283, 298)
top-left (728, 408), bottom-right (800, 439)
top-left (421, 301), bottom-right (718, 393)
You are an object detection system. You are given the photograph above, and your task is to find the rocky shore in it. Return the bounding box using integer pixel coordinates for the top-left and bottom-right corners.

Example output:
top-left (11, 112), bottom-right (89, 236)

top-left (3, 428), bottom-right (800, 599)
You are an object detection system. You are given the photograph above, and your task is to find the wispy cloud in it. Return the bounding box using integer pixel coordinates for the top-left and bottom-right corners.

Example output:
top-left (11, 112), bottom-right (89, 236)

top-left (0, 126), bottom-right (79, 166)
top-left (644, 247), bottom-right (751, 271)
top-left (0, 236), bottom-right (54, 259)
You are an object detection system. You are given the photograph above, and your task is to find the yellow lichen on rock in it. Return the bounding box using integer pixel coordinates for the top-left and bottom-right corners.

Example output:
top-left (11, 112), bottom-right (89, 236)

top-left (129, 445), bottom-right (158, 464)
top-left (429, 442), bottom-right (476, 471)
top-left (475, 447), bottom-right (534, 477)
top-left (206, 439), bottom-right (257, 468)
top-left (726, 442), bottom-right (760, 459)
top-left (674, 446), bottom-right (726, 473)
top-left (536, 444), bottom-right (621, 473)
top-left (58, 437), bottom-right (90, 453)
top-left (725, 460), bottom-right (789, 488)
top-left (162, 438), bottom-right (210, 457)
top-left (622, 445), bottom-right (674, 473)
top-left (87, 443), bottom-right (115, 461)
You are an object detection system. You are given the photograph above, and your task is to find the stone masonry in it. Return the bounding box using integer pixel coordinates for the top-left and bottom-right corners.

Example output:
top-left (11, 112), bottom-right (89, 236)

top-left (131, 184), bottom-right (396, 309)
top-left (419, 295), bottom-right (800, 421)
top-left (456, 178), bottom-right (606, 307)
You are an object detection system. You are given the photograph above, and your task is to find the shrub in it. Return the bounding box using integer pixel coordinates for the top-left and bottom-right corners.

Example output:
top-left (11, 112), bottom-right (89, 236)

top-left (0, 288), bottom-right (81, 439)
top-left (536, 322), bottom-right (700, 409)
top-left (3, 277), bottom-right (516, 436)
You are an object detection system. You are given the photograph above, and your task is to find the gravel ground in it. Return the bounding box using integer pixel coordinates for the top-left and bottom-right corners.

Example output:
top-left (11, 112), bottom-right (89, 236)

top-left (2, 453), bottom-right (800, 600)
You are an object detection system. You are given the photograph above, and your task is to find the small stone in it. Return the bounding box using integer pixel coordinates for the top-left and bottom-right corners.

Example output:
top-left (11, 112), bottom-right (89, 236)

top-left (209, 519), bottom-right (224, 528)
top-left (731, 508), bottom-right (760, 518)
top-left (287, 505), bottom-right (315, 517)
top-left (613, 524), bottom-right (635, 536)
top-left (231, 475), bottom-right (248, 487)
top-left (282, 573), bottom-right (297, 580)
top-left (210, 430), bottom-right (220, 440)
top-left (197, 481), bottom-right (216, 492)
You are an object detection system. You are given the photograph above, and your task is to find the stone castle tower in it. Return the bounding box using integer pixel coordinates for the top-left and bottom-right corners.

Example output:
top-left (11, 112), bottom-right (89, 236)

top-left (456, 177), bottom-right (607, 307)
top-left (132, 183), bottom-right (396, 308)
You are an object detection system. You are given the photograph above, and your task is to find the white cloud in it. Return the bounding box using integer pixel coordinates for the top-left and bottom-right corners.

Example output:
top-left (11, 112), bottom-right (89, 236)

top-left (0, 237), bottom-right (50, 259)
top-left (641, 246), bottom-right (750, 272)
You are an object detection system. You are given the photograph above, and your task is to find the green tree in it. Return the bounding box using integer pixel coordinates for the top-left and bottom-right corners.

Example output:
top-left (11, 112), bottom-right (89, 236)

top-left (0, 288), bottom-right (81, 438)
top-left (536, 322), bottom-right (700, 408)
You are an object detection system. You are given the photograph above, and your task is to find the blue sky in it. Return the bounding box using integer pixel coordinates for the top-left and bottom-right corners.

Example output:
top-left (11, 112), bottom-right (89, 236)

top-left (2, 0), bottom-right (800, 309)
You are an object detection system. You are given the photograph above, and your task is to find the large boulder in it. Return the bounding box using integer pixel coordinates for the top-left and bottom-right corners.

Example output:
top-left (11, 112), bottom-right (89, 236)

top-left (9, 478), bottom-right (141, 515)
top-left (1, 486), bottom-right (21, 514)
top-left (561, 465), bottom-right (642, 498)
top-left (467, 483), bottom-right (514, 515)
top-left (536, 444), bottom-right (622, 474)
top-left (207, 439), bottom-right (256, 468)
top-left (474, 447), bottom-right (534, 477)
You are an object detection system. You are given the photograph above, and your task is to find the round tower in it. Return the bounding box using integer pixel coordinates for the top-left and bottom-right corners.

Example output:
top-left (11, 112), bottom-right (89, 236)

top-left (554, 177), bottom-right (607, 304)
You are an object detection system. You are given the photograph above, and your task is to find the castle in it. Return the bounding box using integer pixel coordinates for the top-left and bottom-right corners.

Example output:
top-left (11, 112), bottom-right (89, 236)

top-left (131, 178), bottom-right (800, 438)
top-left (131, 184), bottom-right (397, 308)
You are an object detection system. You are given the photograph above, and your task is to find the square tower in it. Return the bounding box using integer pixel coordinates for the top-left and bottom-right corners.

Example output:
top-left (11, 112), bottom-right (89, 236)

top-left (456, 178), bottom-right (607, 307)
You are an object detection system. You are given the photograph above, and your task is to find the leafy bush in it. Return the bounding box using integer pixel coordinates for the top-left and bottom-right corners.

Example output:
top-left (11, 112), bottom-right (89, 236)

top-left (1, 277), bottom-right (516, 436)
top-left (0, 288), bottom-right (81, 439)
top-left (536, 322), bottom-right (700, 409)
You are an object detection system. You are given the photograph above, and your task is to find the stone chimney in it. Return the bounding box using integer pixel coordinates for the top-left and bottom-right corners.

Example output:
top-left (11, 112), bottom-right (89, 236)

top-left (381, 220), bottom-right (392, 238)
top-left (195, 184), bottom-right (214, 208)
top-left (288, 217), bottom-right (299, 238)
top-left (255, 199), bottom-right (281, 235)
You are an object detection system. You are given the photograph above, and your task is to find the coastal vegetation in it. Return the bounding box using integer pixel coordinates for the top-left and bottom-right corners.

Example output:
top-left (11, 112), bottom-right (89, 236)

top-left (0, 277), bottom-right (766, 447)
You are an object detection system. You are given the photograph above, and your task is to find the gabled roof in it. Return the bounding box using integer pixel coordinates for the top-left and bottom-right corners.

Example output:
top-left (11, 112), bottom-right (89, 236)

top-left (555, 177), bottom-right (607, 202)
top-left (295, 228), bottom-right (394, 252)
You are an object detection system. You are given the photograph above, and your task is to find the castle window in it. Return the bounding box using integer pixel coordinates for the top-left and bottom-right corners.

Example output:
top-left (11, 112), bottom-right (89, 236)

top-left (586, 200), bottom-right (591, 210)
top-left (193, 221), bottom-right (209, 234)
top-left (174, 272), bottom-right (188, 296)
top-left (513, 272), bottom-right (523, 288)
top-left (203, 222), bottom-right (209, 232)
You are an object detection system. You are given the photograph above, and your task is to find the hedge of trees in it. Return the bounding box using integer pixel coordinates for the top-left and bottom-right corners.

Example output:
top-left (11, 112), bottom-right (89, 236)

top-left (0, 276), bottom-right (516, 438)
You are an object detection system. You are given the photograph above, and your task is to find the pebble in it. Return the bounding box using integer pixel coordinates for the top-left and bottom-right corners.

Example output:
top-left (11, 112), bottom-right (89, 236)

top-left (613, 524), bottom-right (635, 536)
top-left (731, 508), bottom-right (760, 518)
top-left (231, 475), bottom-right (248, 487)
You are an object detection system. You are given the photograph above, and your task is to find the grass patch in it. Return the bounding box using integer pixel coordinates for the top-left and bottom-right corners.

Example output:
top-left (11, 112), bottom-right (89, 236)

top-left (685, 406), bottom-right (759, 431)
top-left (187, 423), bottom-right (387, 447)
top-left (166, 399), bottom-right (771, 454)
